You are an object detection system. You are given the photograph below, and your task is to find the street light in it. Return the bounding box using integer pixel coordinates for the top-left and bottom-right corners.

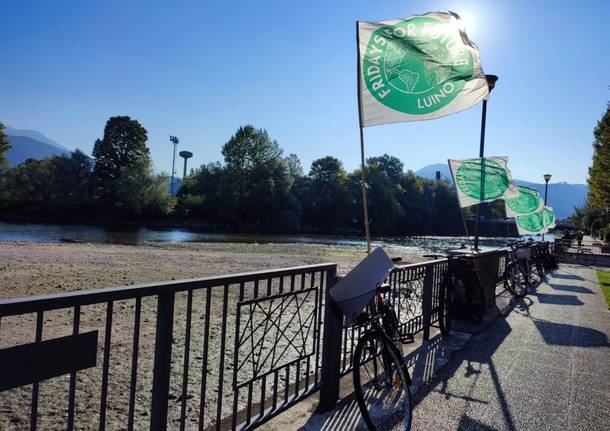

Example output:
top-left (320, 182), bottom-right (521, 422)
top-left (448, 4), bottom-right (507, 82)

top-left (543, 174), bottom-right (552, 204)
top-left (474, 74), bottom-right (499, 250)
top-left (179, 151), bottom-right (193, 179)
top-left (170, 135), bottom-right (179, 195)
top-left (542, 174), bottom-right (551, 241)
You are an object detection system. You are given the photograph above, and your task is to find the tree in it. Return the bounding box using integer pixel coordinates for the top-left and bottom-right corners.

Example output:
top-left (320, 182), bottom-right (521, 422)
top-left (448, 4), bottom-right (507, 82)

top-left (588, 105), bottom-right (610, 210)
top-left (51, 150), bottom-right (94, 213)
top-left (92, 116), bottom-right (152, 214)
top-left (218, 125), bottom-right (301, 229)
top-left (222, 125), bottom-right (282, 175)
top-left (305, 156), bottom-right (352, 230)
top-left (284, 153), bottom-right (303, 179)
top-left (0, 121), bottom-right (11, 168)
top-left (114, 159), bottom-right (175, 216)
top-left (367, 154), bottom-right (404, 184)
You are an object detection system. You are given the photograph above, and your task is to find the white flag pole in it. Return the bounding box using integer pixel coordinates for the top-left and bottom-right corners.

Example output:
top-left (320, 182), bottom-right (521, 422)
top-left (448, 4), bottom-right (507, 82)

top-left (356, 21), bottom-right (372, 254)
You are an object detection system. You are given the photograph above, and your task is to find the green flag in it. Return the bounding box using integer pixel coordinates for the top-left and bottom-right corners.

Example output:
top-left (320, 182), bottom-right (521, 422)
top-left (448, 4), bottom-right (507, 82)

top-left (515, 206), bottom-right (556, 235)
top-left (448, 157), bottom-right (518, 208)
top-left (358, 12), bottom-right (488, 126)
top-left (505, 186), bottom-right (544, 217)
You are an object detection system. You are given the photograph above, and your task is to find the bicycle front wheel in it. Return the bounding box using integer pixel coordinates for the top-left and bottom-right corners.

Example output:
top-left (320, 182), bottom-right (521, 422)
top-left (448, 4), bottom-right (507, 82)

top-left (504, 262), bottom-right (528, 298)
top-left (353, 331), bottom-right (412, 431)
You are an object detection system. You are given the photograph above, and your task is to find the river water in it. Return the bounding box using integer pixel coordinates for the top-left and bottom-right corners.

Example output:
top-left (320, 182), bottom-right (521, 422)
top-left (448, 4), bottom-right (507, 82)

top-left (0, 221), bottom-right (553, 252)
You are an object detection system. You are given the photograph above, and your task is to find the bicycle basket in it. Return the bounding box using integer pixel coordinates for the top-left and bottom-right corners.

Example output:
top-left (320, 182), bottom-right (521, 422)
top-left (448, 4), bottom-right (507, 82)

top-left (447, 256), bottom-right (476, 276)
top-left (515, 247), bottom-right (531, 259)
top-left (329, 247), bottom-right (394, 326)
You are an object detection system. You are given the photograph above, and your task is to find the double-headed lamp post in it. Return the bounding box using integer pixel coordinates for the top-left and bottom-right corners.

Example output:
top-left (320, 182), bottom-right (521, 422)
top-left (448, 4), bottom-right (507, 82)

top-left (474, 74), bottom-right (499, 251)
top-left (169, 135), bottom-right (179, 195)
top-left (542, 174), bottom-right (552, 241)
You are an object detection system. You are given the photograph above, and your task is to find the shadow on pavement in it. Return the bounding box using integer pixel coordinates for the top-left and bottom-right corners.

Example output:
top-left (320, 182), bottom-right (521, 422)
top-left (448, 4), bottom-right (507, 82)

top-left (550, 272), bottom-right (584, 281)
top-left (413, 317), bottom-right (518, 431)
top-left (533, 320), bottom-right (610, 348)
top-left (535, 292), bottom-right (584, 306)
top-left (548, 283), bottom-right (594, 294)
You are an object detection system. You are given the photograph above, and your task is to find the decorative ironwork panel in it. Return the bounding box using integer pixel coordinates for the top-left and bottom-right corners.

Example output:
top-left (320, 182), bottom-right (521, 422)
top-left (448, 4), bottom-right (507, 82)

top-left (391, 266), bottom-right (426, 336)
top-left (233, 286), bottom-right (320, 389)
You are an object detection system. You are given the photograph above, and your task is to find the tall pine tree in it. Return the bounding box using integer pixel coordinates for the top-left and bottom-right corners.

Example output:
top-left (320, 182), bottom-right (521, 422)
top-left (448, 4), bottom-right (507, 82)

top-left (588, 105), bottom-right (610, 210)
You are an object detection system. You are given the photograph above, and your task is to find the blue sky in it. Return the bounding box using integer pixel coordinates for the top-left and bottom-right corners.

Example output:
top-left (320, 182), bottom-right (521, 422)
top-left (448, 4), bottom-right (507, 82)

top-left (2, 0), bottom-right (608, 183)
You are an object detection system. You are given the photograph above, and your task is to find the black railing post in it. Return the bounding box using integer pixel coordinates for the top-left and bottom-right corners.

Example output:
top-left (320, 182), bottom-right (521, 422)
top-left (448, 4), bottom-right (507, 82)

top-left (421, 264), bottom-right (434, 341)
top-left (150, 292), bottom-right (175, 431)
top-left (318, 267), bottom-right (341, 412)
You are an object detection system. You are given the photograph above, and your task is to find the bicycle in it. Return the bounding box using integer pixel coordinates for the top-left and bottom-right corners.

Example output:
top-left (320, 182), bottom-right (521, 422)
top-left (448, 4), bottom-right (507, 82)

top-left (503, 241), bottom-right (530, 298)
top-left (536, 241), bottom-right (557, 272)
top-left (352, 282), bottom-right (414, 431)
top-left (516, 241), bottom-right (544, 286)
top-left (423, 252), bottom-right (485, 326)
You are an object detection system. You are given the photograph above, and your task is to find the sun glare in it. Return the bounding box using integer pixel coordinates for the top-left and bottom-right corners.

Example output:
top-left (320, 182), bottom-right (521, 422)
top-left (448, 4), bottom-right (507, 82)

top-left (456, 10), bottom-right (477, 34)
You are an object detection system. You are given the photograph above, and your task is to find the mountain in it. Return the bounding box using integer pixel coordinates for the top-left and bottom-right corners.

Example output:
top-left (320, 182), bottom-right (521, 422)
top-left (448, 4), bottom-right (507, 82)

top-left (5, 126), bottom-right (68, 150)
top-left (512, 180), bottom-right (587, 220)
top-left (5, 128), bottom-right (69, 166)
top-left (413, 163), bottom-right (453, 181)
top-left (414, 163), bottom-right (587, 220)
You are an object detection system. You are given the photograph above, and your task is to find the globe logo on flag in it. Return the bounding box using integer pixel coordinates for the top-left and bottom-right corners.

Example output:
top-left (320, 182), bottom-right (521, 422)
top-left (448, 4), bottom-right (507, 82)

top-left (455, 158), bottom-right (511, 201)
top-left (362, 15), bottom-right (475, 116)
top-left (516, 207), bottom-right (556, 234)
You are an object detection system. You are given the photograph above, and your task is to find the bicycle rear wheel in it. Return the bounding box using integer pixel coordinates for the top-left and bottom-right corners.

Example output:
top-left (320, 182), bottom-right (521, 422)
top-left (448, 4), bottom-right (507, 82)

top-left (504, 262), bottom-right (528, 298)
top-left (353, 331), bottom-right (412, 431)
top-left (438, 278), bottom-right (453, 335)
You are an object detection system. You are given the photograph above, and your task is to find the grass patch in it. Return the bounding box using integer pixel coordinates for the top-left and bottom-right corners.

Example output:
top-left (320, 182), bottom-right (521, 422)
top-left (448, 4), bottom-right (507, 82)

top-left (597, 270), bottom-right (610, 310)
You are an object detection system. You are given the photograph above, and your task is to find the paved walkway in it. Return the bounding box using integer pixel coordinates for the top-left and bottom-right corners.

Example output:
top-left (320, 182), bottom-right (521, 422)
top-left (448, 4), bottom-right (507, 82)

top-left (268, 263), bottom-right (610, 430)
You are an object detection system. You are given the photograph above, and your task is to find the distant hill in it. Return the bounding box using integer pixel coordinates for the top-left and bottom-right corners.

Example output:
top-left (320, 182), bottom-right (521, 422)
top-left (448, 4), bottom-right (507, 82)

top-left (414, 163), bottom-right (587, 220)
top-left (414, 163), bottom-right (453, 181)
top-left (5, 126), bottom-right (68, 150)
top-left (5, 127), bottom-right (69, 165)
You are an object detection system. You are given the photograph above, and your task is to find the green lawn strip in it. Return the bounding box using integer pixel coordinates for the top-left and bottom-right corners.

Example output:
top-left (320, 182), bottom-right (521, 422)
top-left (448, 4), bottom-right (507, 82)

top-left (597, 270), bottom-right (610, 310)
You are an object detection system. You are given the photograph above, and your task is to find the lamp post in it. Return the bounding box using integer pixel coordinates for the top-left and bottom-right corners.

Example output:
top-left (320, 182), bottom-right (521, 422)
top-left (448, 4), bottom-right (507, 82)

top-left (543, 174), bottom-right (551, 205)
top-left (179, 151), bottom-right (193, 179)
top-left (169, 135), bottom-right (179, 195)
top-left (542, 174), bottom-right (551, 241)
top-left (474, 74), bottom-right (499, 251)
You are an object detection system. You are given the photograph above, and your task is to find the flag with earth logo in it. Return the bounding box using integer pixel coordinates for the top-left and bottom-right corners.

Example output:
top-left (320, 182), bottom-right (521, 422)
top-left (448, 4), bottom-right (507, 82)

top-left (448, 157), bottom-right (519, 208)
top-left (358, 11), bottom-right (488, 127)
top-left (504, 186), bottom-right (544, 218)
top-left (515, 206), bottom-right (556, 235)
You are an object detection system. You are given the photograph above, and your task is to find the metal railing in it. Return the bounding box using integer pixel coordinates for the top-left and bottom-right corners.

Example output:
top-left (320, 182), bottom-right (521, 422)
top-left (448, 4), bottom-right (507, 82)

top-left (0, 248), bottom-right (514, 430)
top-left (0, 264), bottom-right (336, 431)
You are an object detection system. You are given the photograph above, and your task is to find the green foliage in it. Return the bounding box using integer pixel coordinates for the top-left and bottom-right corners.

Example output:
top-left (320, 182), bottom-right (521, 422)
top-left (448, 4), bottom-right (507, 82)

top-left (0, 121), bottom-right (506, 235)
top-left (588, 105), bottom-right (610, 209)
top-left (0, 116), bottom-right (174, 219)
top-left (1, 151), bottom-right (93, 215)
top-left (284, 153), bottom-right (303, 180)
top-left (304, 156), bottom-right (351, 229)
top-left (222, 125), bottom-right (282, 181)
top-left (575, 104), bottom-right (610, 234)
top-left (92, 116), bottom-right (150, 208)
top-left (114, 160), bottom-right (175, 216)
top-left (0, 121), bottom-right (11, 169)
top-left (596, 270), bottom-right (610, 310)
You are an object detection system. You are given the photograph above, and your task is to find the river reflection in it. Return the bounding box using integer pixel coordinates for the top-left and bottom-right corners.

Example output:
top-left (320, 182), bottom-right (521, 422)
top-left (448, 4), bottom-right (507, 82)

top-left (0, 221), bottom-right (552, 251)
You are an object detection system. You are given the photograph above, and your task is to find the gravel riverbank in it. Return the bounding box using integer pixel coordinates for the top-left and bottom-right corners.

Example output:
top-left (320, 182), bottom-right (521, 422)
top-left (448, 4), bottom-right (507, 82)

top-left (0, 241), bottom-right (425, 430)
